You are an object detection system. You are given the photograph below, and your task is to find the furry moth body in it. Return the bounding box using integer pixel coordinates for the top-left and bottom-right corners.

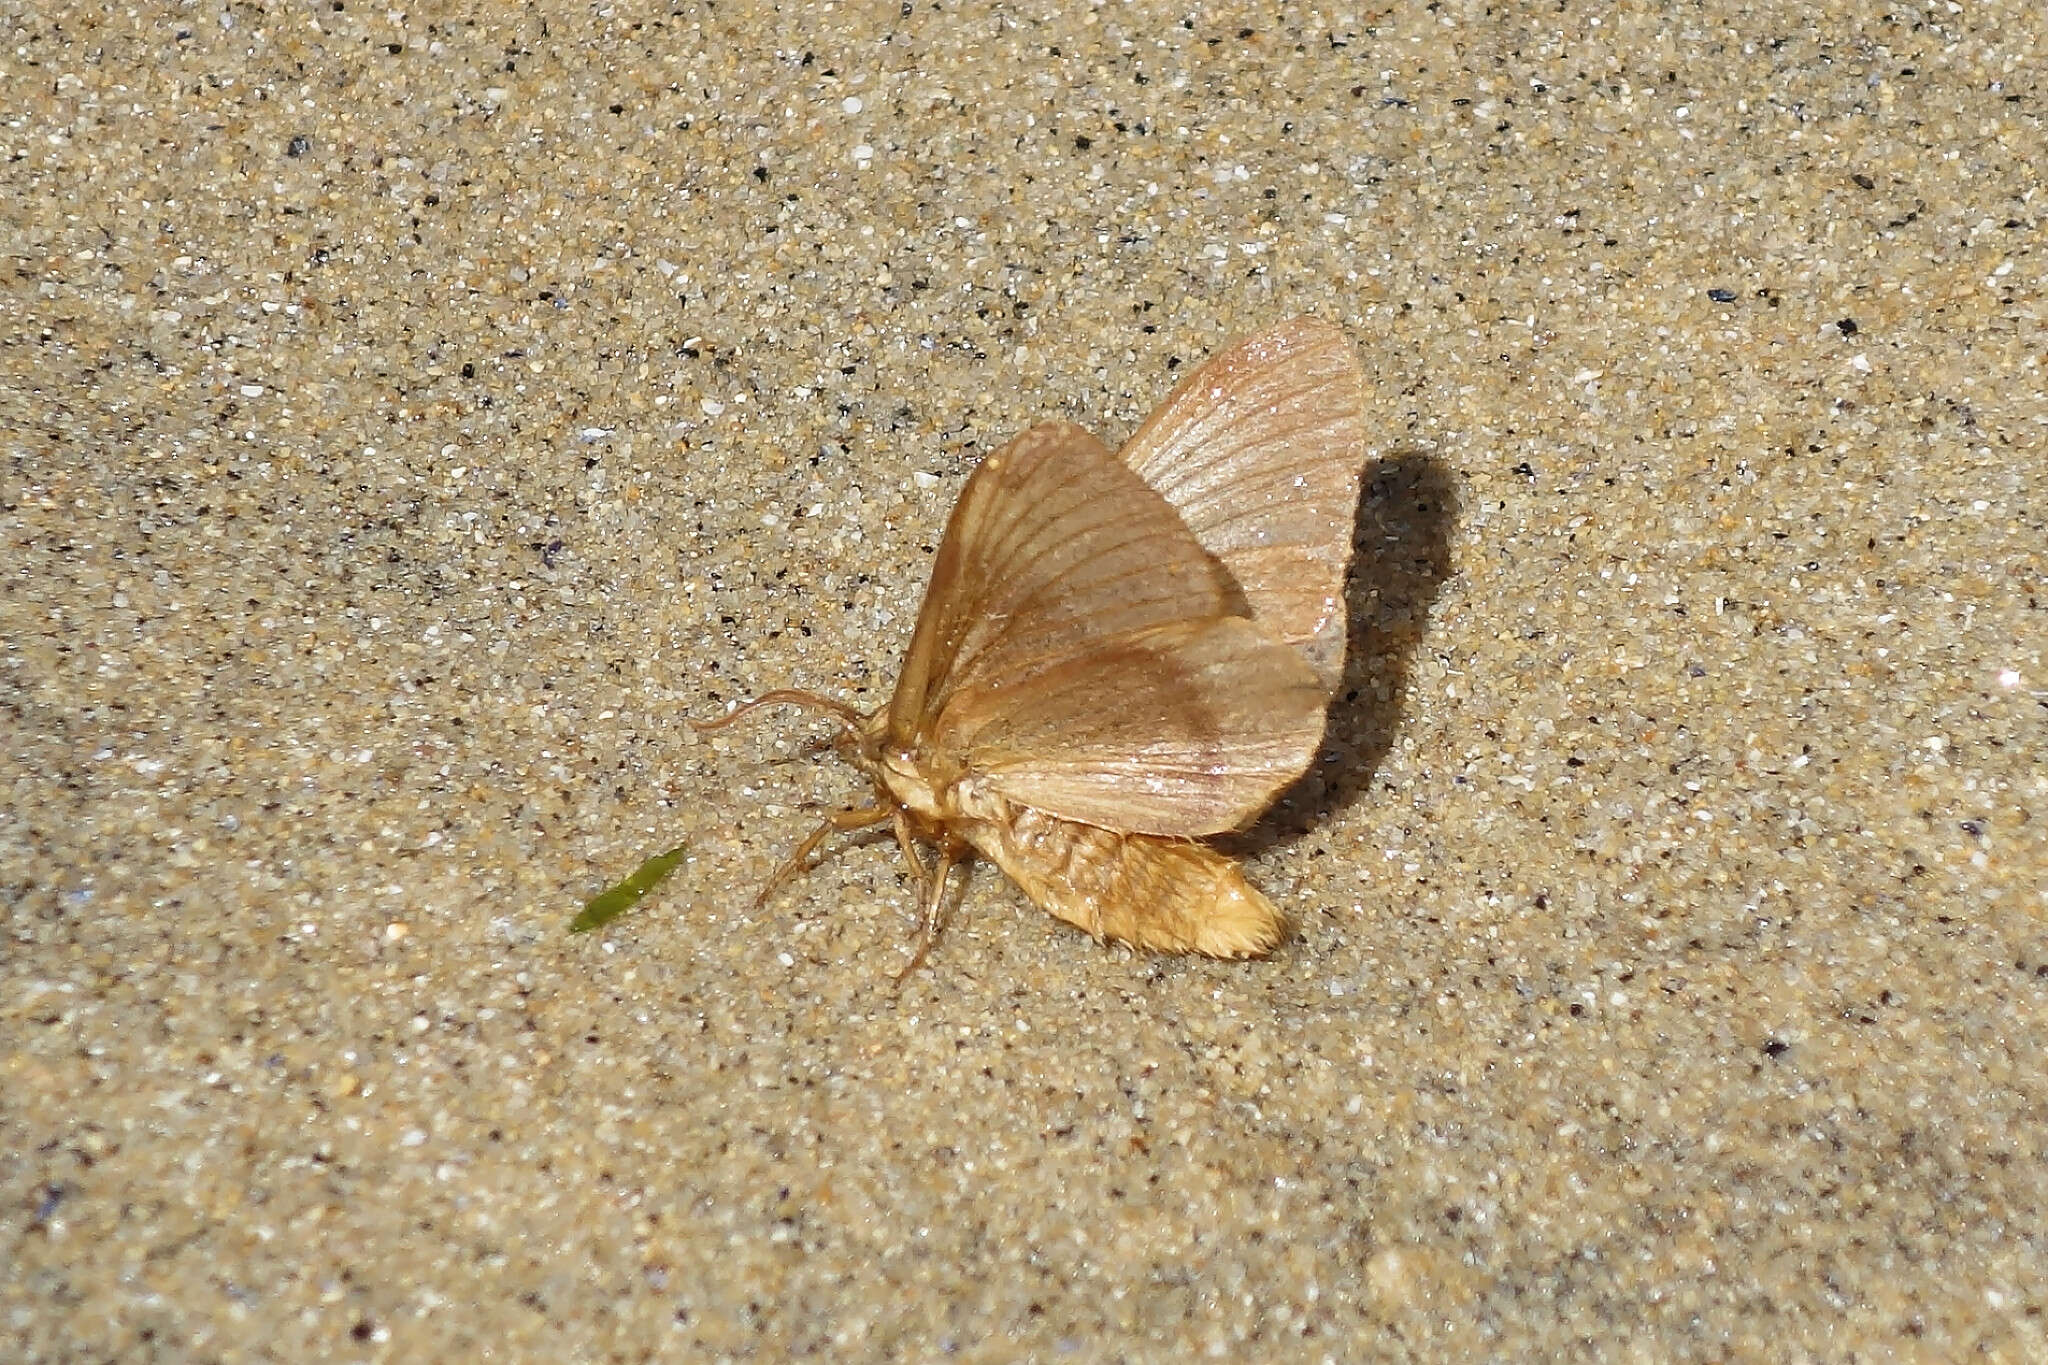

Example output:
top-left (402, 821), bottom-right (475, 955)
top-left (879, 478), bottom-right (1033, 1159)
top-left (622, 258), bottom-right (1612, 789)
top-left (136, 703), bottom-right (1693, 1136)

top-left (697, 316), bottom-right (1370, 966)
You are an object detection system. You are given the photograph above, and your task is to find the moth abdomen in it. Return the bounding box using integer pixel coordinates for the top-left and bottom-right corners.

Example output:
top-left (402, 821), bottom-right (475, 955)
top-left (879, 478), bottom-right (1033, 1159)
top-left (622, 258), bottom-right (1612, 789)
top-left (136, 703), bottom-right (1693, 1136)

top-left (965, 798), bottom-right (1287, 959)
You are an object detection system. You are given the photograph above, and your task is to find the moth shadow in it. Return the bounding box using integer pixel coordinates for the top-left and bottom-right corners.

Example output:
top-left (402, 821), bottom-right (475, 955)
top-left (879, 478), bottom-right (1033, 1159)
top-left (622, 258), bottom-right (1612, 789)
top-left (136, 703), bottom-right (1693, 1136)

top-left (1226, 449), bottom-right (1457, 857)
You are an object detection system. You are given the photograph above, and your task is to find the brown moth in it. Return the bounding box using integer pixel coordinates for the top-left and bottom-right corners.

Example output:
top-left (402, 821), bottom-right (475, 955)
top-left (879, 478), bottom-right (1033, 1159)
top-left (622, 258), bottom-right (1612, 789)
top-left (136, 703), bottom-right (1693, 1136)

top-left (695, 316), bottom-right (1369, 971)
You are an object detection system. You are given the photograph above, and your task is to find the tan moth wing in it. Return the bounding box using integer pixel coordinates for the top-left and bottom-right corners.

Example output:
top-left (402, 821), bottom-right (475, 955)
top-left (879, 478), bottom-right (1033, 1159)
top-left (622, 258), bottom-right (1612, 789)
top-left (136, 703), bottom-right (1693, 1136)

top-left (884, 422), bottom-right (1326, 840)
top-left (934, 615), bottom-right (1323, 836)
top-left (885, 421), bottom-right (1247, 744)
top-left (1119, 316), bottom-right (1370, 691)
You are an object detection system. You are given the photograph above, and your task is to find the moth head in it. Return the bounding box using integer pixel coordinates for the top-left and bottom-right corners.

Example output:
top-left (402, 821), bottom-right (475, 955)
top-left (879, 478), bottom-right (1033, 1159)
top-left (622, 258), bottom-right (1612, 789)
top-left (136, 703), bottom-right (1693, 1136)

top-left (872, 741), bottom-right (944, 821)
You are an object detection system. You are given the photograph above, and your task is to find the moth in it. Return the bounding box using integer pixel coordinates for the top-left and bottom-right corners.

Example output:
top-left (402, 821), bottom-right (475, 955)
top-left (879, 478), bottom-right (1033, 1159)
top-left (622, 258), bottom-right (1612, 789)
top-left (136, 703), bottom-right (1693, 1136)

top-left (697, 316), bottom-right (1370, 971)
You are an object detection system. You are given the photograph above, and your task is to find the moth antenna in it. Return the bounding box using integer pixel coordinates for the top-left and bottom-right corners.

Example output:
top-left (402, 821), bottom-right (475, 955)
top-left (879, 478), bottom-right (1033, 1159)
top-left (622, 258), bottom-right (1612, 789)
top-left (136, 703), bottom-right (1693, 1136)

top-left (751, 804), bottom-right (892, 909)
top-left (691, 689), bottom-right (864, 739)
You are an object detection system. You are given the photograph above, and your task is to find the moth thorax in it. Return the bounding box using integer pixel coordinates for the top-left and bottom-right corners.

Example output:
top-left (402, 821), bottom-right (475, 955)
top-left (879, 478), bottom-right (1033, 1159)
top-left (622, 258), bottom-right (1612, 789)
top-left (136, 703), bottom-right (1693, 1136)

top-left (877, 746), bottom-right (946, 821)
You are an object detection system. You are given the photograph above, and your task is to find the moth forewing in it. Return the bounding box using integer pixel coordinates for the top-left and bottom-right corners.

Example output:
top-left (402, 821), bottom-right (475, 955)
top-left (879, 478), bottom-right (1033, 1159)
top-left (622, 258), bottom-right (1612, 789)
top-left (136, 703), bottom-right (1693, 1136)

top-left (884, 420), bottom-right (1246, 745)
top-left (932, 615), bottom-right (1328, 837)
top-left (1118, 316), bottom-right (1371, 691)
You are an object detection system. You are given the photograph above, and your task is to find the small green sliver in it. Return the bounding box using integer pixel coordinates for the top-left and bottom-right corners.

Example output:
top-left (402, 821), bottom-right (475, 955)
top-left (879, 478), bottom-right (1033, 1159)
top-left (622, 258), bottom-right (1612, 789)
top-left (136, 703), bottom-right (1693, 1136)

top-left (571, 844), bottom-right (687, 933)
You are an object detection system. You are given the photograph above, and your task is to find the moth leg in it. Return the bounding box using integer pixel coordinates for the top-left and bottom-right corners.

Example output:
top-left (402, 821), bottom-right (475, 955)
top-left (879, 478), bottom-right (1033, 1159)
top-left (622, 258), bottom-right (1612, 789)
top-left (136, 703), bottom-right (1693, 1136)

top-left (894, 835), bottom-right (965, 983)
top-left (892, 808), bottom-right (931, 893)
top-left (754, 803), bottom-right (891, 909)
top-left (762, 732), bottom-right (839, 768)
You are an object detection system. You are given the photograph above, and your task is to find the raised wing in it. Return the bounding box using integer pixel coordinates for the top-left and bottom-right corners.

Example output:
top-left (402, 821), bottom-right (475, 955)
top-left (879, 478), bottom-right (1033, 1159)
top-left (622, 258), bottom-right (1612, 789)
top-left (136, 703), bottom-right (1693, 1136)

top-left (935, 615), bottom-right (1326, 837)
top-left (1118, 316), bottom-right (1370, 691)
top-left (884, 421), bottom-right (1247, 744)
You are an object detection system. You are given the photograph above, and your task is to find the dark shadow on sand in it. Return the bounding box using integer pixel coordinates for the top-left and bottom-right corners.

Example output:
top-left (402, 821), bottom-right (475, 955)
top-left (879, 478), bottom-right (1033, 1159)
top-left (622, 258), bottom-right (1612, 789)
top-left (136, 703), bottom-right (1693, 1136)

top-left (1226, 450), bottom-right (1458, 857)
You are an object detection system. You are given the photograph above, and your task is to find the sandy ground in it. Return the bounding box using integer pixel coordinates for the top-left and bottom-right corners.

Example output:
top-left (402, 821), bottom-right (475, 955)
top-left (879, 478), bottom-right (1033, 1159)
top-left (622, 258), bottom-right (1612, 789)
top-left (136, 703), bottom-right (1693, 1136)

top-left (5, 1), bottom-right (2044, 1359)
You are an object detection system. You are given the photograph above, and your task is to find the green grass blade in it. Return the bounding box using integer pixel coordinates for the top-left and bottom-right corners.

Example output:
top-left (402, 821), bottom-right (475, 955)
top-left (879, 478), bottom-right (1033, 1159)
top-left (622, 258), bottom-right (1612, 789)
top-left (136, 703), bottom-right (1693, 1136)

top-left (570, 844), bottom-right (687, 933)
